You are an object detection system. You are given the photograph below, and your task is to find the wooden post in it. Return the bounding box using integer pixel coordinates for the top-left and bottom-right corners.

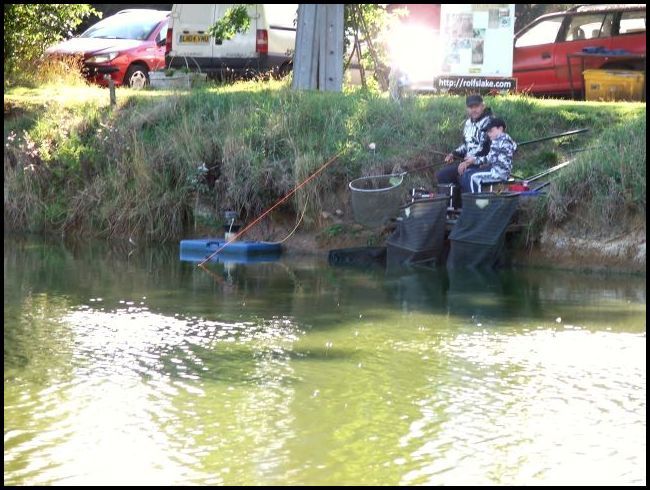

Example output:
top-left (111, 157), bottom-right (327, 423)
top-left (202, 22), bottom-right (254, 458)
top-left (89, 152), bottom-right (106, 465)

top-left (104, 74), bottom-right (116, 106)
top-left (322, 4), bottom-right (344, 92)
top-left (292, 4), bottom-right (317, 90)
top-left (292, 4), bottom-right (344, 92)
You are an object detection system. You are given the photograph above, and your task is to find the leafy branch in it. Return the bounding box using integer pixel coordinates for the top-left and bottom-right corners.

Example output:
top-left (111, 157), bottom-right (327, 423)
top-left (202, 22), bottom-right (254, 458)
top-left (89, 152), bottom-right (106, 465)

top-left (208, 5), bottom-right (253, 43)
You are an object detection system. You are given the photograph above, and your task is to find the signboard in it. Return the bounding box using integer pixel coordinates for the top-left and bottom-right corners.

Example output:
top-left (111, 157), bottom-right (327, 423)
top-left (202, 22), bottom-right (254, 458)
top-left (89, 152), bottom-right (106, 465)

top-left (439, 4), bottom-right (515, 79)
top-left (435, 76), bottom-right (516, 91)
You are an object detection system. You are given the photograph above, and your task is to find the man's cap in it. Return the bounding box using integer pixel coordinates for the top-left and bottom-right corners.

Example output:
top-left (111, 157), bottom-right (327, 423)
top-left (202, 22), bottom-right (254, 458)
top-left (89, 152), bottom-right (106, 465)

top-left (465, 94), bottom-right (483, 106)
top-left (485, 117), bottom-right (506, 131)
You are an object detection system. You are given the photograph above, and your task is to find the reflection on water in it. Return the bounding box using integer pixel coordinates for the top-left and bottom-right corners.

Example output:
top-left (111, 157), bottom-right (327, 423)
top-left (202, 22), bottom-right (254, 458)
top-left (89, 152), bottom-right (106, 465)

top-left (4, 236), bottom-right (646, 485)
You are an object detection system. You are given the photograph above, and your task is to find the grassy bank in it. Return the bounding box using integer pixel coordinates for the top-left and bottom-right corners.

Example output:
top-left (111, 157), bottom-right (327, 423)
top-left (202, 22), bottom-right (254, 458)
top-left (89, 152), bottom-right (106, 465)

top-left (4, 80), bottom-right (646, 247)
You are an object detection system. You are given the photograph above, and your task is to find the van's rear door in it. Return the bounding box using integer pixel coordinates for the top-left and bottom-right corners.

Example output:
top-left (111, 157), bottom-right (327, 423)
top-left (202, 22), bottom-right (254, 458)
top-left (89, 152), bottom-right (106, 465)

top-left (212, 4), bottom-right (258, 63)
top-left (172, 4), bottom-right (216, 68)
top-left (265, 4), bottom-right (298, 61)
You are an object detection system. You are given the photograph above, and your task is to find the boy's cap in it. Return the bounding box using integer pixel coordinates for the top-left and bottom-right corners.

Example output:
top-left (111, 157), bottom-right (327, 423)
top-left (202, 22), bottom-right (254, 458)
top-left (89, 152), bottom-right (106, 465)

top-left (485, 117), bottom-right (506, 131)
top-left (465, 94), bottom-right (483, 106)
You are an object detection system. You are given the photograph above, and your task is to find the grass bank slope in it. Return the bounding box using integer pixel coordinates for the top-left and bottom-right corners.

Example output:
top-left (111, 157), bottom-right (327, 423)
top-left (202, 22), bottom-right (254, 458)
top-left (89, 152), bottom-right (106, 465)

top-left (4, 81), bottom-right (645, 266)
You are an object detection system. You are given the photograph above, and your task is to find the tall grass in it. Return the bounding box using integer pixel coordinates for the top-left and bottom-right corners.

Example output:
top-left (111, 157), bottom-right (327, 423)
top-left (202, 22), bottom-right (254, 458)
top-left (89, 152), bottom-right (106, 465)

top-left (545, 113), bottom-right (646, 233)
top-left (6, 56), bottom-right (89, 89)
top-left (4, 81), bottom-right (646, 242)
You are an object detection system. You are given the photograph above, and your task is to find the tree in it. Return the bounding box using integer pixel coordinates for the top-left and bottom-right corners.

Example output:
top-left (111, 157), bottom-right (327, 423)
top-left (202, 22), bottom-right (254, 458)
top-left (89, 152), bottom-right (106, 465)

top-left (344, 4), bottom-right (400, 91)
top-left (4, 4), bottom-right (100, 82)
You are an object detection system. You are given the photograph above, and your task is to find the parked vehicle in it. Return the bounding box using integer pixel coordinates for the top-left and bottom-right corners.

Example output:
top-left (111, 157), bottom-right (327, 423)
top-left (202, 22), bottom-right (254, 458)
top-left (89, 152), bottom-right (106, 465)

top-left (388, 4), bottom-right (645, 98)
top-left (513, 4), bottom-right (646, 95)
top-left (165, 4), bottom-right (297, 78)
top-left (45, 9), bottom-right (170, 89)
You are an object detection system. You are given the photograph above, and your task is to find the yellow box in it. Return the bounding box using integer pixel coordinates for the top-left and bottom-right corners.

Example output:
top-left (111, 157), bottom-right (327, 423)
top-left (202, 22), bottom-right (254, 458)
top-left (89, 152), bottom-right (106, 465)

top-left (583, 69), bottom-right (645, 101)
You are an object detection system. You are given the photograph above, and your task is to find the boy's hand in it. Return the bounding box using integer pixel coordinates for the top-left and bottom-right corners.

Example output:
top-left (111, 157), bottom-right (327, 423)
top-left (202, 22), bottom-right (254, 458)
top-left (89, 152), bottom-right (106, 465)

top-left (444, 153), bottom-right (454, 163)
top-left (457, 156), bottom-right (477, 175)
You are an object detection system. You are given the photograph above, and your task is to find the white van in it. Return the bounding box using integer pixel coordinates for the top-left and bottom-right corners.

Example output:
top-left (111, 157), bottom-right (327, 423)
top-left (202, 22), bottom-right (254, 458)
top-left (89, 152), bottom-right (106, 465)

top-left (165, 4), bottom-right (297, 77)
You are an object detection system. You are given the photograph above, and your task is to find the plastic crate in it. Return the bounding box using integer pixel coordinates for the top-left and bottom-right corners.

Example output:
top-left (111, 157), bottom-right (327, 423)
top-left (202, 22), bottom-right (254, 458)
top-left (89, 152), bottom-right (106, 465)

top-left (583, 69), bottom-right (645, 101)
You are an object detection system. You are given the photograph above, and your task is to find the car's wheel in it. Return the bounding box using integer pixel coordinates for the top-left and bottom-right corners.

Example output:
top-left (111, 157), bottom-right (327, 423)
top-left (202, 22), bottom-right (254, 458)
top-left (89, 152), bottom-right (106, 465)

top-left (125, 64), bottom-right (149, 89)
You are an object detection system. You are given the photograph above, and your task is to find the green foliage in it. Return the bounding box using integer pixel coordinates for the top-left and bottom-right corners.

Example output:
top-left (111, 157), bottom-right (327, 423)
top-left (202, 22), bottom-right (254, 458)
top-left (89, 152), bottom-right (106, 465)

top-left (324, 224), bottom-right (345, 238)
top-left (4, 4), bottom-right (100, 86)
top-left (3, 83), bottom-right (645, 243)
top-left (208, 5), bottom-right (252, 43)
top-left (545, 114), bottom-right (646, 232)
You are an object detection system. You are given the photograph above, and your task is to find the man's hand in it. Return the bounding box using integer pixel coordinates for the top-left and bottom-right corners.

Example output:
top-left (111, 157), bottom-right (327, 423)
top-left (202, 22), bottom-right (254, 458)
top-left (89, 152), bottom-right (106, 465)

top-left (444, 153), bottom-right (455, 163)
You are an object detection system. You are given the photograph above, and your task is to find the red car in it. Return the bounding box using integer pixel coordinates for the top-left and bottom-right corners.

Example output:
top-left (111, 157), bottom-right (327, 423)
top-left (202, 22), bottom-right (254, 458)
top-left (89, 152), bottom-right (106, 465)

top-left (45, 9), bottom-right (169, 89)
top-left (513, 4), bottom-right (646, 96)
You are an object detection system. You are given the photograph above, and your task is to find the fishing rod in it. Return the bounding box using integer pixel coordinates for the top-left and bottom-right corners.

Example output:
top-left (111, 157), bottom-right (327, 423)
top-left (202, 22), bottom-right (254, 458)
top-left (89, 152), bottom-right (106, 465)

top-left (516, 128), bottom-right (589, 147)
top-left (198, 150), bottom-right (343, 268)
top-left (436, 127), bottom-right (589, 176)
top-left (525, 158), bottom-right (577, 183)
top-left (567, 146), bottom-right (602, 153)
top-left (424, 128), bottom-right (589, 166)
top-left (200, 147), bottom-right (446, 268)
top-left (406, 162), bottom-right (446, 174)
top-left (430, 149), bottom-right (462, 160)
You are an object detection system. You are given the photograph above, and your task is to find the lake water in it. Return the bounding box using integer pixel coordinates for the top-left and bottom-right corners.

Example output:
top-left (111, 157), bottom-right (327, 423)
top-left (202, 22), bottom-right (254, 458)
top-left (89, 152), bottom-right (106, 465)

top-left (4, 236), bottom-right (646, 485)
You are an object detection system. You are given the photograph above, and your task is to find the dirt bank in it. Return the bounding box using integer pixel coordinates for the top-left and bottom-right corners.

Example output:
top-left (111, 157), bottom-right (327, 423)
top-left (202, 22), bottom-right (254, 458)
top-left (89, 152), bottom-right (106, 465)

top-left (521, 227), bottom-right (646, 274)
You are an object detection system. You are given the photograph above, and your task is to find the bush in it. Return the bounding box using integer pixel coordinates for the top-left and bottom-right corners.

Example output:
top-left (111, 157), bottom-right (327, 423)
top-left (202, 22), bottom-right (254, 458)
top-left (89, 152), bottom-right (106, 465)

top-left (4, 4), bottom-right (100, 87)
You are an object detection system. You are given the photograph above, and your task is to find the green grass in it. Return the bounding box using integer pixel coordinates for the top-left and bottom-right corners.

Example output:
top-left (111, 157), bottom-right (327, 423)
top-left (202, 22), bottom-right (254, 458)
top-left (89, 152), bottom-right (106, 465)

top-left (545, 113), bottom-right (646, 234)
top-left (4, 80), bottom-right (646, 242)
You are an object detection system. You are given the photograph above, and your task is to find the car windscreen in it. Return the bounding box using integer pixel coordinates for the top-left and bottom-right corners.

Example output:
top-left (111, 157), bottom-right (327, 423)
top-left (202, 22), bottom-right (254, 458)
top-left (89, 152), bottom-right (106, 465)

top-left (80, 14), bottom-right (162, 40)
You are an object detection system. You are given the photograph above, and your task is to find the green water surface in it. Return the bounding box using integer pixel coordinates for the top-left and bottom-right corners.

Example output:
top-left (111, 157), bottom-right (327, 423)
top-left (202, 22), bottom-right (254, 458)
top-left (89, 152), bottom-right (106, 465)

top-left (4, 236), bottom-right (646, 485)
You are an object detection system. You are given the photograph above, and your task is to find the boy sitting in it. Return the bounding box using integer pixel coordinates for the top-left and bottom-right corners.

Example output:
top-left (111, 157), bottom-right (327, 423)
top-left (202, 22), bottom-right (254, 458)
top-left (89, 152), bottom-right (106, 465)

top-left (459, 118), bottom-right (517, 193)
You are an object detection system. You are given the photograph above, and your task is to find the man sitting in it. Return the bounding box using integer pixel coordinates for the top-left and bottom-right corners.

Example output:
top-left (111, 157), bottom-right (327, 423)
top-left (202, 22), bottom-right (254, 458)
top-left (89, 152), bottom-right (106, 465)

top-left (436, 94), bottom-right (493, 194)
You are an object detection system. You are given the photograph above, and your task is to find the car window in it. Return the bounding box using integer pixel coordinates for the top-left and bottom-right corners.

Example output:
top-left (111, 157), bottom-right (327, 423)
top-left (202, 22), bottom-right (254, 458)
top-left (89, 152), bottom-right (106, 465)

top-left (600, 13), bottom-right (615, 38)
top-left (81, 14), bottom-right (163, 41)
top-left (618, 10), bottom-right (646, 35)
top-left (515, 17), bottom-right (564, 47)
top-left (156, 21), bottom-right (168, 43)
top-left (564, 14), bottom-right (607, 42)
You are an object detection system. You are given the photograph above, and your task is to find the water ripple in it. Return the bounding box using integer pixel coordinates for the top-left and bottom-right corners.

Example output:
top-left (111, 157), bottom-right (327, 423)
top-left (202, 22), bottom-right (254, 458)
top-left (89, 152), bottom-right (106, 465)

top-left (398, 328), bottom-right (646, 485)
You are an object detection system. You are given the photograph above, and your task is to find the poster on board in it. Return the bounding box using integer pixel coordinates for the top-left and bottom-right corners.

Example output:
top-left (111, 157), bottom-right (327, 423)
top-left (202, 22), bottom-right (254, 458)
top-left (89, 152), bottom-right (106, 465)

top-left (437, 4), bottom-right (516, 90)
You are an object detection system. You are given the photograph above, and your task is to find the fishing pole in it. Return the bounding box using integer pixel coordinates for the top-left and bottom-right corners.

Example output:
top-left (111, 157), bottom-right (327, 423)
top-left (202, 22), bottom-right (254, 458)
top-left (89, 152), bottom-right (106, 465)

top-left (567, 146), bottom-right (602, 153)
top-left (525, 158), bottom-right (577, 183)
top-left (516, 128), bottom-right (589, 147)
top-left (404, 161), bottom-right (447, 174)
top-left (420, 128), bottom-right (590, 164)
top-left (397, 154), bottom-right (452, 176)
top-left (197, 150), bottom-right (343, 268)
